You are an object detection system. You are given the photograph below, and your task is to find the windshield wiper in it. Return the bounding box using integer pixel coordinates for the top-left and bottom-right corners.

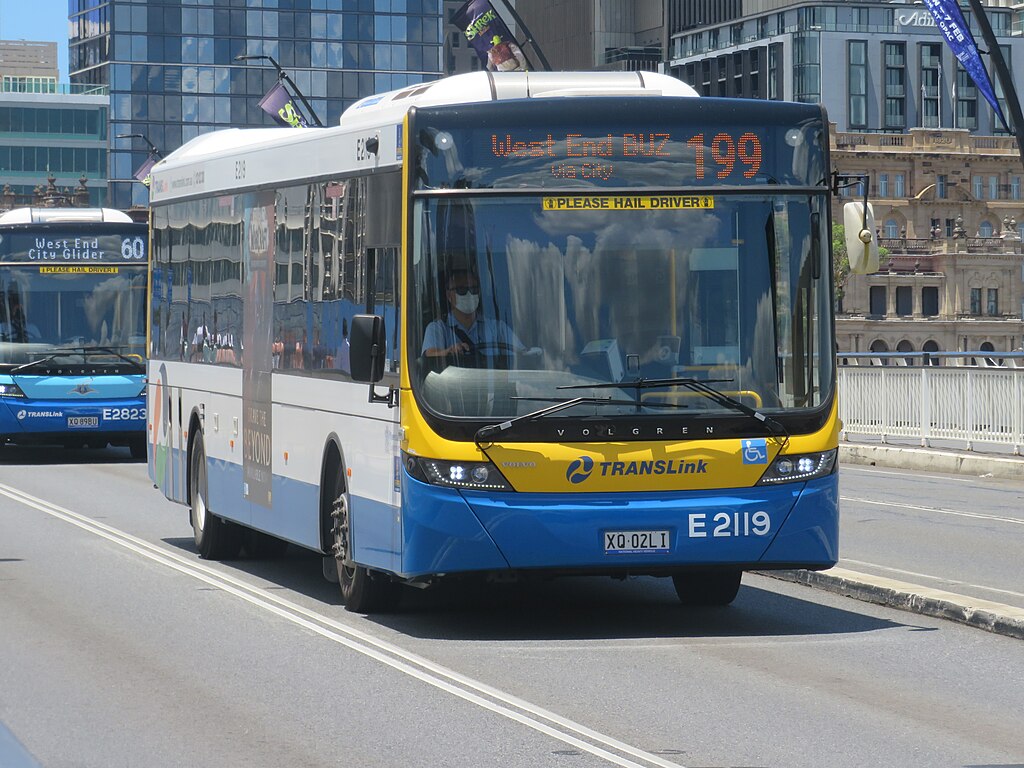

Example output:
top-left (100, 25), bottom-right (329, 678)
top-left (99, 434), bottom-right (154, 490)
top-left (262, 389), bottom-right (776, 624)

top-left (559, 376), bottom-right (790, 444)
top-left (474, 395), bottom-right (614, 448)
top-left (12, 345), bottom-right (144, 374)
top-left (56, 344), bottom-right (145, 372)
top-left (12, 353), bottom-right (67, 373)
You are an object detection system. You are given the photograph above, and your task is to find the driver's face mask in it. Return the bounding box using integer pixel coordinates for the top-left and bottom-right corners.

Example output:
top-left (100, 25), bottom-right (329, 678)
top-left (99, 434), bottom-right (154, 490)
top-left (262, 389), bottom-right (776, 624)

top-left (453, 288), bottom-right (480, 314)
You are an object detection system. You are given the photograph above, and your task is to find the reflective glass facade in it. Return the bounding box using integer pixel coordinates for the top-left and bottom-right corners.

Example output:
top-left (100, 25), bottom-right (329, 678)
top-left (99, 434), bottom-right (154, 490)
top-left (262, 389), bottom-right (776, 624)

top-left (69, 0), bottom-right (444, 209)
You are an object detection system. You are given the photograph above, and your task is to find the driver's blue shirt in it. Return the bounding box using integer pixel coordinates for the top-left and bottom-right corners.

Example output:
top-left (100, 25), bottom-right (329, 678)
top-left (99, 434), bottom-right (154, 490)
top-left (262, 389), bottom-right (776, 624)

top-left (421, 312), bottom-right (523, 356)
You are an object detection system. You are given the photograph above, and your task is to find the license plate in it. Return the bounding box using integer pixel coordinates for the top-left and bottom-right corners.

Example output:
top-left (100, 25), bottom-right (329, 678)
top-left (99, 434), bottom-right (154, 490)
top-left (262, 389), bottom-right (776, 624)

top-left (67, 416), bottom-right (99, 428)
top-left (604, 530), bottom-right (670, 554)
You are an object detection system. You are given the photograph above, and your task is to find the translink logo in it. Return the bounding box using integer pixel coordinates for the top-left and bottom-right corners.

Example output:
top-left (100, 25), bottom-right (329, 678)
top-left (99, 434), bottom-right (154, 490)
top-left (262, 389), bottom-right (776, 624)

top-left (566, 456), bottom-right (709, 483)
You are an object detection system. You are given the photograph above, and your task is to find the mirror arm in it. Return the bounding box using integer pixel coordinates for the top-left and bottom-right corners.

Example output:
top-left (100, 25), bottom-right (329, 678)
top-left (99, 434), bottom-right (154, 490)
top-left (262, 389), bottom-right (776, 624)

top-left (367, 384), bottom-right (398, 408)
top-left (833, 169), bottom-right (872, 232)
top-left (366, 341), bottom-right (397, 407)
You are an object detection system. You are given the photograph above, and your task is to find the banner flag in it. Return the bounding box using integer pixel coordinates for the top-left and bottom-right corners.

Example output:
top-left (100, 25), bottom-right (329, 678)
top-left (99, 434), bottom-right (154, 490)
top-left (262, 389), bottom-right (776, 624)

top-left (923, 0), bottom-right (1009, 131)
top-left (452, 0), bottom-right (528, 72)
top-left (257, 81), bottom-right (309, 128)
top-left (133, 155), bottom-right (157, 186)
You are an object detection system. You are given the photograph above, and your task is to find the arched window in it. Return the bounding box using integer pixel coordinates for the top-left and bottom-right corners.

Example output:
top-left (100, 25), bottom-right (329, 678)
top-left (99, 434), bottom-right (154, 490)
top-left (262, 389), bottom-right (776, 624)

top-left (922, 339), bottom-right (940, 365)
top-left (896, 339), bottom-right (914, 366)
top-left (979, 220), bottom-right (995, 237)
top-left (978, 340), bottom-right (998, 366)
top-left (885, 219), bottom-right (899, 238)
top-left (869, 338), bottom-right (890, 364)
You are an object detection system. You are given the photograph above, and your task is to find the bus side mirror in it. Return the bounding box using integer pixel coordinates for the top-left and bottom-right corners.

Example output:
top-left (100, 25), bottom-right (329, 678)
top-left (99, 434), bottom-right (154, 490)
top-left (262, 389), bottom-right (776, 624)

top-left (843, 201), bottom-right (879, 274)
top-left (349, 314), bottom-right (386, 383)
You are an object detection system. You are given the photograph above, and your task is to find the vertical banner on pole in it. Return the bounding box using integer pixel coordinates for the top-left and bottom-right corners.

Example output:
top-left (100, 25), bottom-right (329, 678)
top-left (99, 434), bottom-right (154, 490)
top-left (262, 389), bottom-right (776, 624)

top-left (258, 81), bottom-right (309, 128)
top-left (922, 0), bottom-right (1010, 131)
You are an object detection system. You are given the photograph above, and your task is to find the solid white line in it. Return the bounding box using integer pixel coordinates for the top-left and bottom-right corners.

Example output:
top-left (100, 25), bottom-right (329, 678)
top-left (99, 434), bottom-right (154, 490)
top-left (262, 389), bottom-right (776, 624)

top-left (840, 495), bottom-right (1024, 526)
top-left (840, 558), bottom-right (1024, 601)
top-left (0, 482), bottom-right (685, 768)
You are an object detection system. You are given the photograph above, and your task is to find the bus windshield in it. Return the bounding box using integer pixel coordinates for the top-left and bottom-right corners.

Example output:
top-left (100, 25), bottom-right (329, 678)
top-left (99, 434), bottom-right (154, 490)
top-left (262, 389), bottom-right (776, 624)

top-left (0, 266), bottom-right (147, 366)
top-left (408, 193), bottom-right (833, 432)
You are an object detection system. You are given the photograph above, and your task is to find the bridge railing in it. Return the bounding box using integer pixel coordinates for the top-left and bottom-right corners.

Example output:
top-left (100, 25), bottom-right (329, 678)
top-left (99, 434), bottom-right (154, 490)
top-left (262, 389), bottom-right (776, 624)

top-left (837, 352), bottom-right (1024, 454)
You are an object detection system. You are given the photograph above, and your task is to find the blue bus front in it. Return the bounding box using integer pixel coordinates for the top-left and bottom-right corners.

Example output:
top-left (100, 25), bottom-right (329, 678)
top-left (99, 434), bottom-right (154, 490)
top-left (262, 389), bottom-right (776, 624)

top-left (384, 99), bottom-right (839, 598)
top-left (0, 221), bottom-right (148, 455)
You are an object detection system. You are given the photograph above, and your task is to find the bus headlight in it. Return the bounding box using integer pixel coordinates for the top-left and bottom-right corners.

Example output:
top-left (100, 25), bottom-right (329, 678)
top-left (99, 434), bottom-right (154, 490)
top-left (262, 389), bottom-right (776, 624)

top-left (757, 449), bottom-right (837, 485)
top-left (0, 382), bottom-right (26, 398)
top-left (404, 453), bottom-right (513, 491)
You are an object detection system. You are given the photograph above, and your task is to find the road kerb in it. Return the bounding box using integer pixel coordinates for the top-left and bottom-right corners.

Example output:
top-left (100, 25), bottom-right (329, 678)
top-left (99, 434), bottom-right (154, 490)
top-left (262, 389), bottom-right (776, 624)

top-left (839, 443), bottom-right (1024, 480)
top-left (758, 566), bottom-right (1024, 641)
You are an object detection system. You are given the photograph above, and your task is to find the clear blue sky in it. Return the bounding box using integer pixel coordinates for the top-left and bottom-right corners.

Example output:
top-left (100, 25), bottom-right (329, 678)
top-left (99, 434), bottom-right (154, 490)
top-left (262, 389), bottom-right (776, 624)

top-left (0, 0), bottom-right (70, 81)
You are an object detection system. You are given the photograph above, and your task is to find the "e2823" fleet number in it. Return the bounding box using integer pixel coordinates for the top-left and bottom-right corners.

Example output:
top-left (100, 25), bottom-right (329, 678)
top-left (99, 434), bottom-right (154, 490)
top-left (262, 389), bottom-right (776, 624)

top-left (102, 407), bottom-right (146, 421)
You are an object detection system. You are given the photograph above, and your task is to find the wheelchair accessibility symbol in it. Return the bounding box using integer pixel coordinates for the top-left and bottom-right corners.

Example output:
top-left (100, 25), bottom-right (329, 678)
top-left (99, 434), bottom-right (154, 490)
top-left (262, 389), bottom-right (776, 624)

top-left (742, 438), bottom-right (768, 465)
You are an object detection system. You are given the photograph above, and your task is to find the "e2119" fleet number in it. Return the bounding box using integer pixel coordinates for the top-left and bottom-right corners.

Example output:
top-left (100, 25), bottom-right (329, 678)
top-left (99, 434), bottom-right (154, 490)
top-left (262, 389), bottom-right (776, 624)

top-left (689, 511), bottom-right (771, 538)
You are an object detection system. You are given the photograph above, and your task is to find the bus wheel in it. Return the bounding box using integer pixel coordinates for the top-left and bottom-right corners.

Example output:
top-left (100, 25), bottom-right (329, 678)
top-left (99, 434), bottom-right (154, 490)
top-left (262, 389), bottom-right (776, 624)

top-left (190, 436), bottom-right (242, 560)
top-left (672, 570), bottom-right (742, 606)
top-left (329, 480), bottom-right (400, 613)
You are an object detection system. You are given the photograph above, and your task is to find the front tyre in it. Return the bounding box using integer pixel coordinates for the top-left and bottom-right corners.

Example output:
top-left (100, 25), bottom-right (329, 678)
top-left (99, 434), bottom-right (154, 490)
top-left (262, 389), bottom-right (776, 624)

top-left (190, 435), bottom-right (242, 560)
top-left (672, 570), bottom-right (742, 606)
top-left (328, 472), bottom-right (401, 613)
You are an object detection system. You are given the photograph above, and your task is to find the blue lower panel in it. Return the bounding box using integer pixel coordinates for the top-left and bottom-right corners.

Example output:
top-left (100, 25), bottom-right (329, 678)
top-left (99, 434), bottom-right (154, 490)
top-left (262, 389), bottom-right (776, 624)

top-left (260, 472), bottom-right (321, 550)
top-left (400, 471), bottom-right (839, 577)
top-left (0, 396), bottom-right (145, 438)
top-left (204, 458), bottom-right (323, 550)
top-left (349, 494), bottom-right (402, 574)
top-left (760, 475), bottom-right (839, 567)
top-left (401, 475), bottom-right (509, 577)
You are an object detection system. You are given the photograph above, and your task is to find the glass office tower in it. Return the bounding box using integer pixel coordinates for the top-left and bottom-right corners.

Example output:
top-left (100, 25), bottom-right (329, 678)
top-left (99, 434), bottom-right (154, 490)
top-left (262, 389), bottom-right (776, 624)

top-left (69, 0), bottom-right (444, 209)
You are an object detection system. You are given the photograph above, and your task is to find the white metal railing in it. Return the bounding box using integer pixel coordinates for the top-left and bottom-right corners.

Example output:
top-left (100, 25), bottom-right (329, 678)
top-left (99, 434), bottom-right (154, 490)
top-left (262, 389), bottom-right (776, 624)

top-left (838, 353), bottom-right (1024, 454)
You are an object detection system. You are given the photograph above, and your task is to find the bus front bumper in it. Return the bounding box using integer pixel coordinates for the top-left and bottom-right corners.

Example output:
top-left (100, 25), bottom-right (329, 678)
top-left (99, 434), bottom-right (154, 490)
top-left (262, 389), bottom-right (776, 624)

top-left (394, 472), bottom-right (839, 578)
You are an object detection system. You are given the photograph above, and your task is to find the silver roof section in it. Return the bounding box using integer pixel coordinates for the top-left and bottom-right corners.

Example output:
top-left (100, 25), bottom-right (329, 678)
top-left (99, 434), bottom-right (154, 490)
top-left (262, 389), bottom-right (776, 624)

top-left (149, 71), bottom-right (699, 205)
top-left (0, 207), bottom-right (133, 224)
top-left (339, 70), bottom-right (698, 129)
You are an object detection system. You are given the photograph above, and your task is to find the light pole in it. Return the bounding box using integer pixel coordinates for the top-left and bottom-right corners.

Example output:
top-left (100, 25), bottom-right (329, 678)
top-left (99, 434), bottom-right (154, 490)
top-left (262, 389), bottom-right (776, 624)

top-left (116, 132), bottom-right (162, 159)
top-left (116, 133), bottom-right (162, 192)
top-left (235, 54), bottom-right (324, 128)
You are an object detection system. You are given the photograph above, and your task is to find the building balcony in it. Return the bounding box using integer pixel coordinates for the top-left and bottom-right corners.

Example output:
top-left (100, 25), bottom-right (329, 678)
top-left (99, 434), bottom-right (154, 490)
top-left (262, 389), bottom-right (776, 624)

top-left (0, 82), bottom-right (108, 96)
top-left (831, 126), bottom-right (1019, 156)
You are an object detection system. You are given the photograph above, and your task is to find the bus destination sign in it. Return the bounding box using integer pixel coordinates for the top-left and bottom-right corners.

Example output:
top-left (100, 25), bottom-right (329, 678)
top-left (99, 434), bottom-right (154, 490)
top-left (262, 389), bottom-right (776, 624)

top-left (492, 132), bottom-right (762, 185)
top-left (414, 99), bottom-right (827, 191)
top-left (0, 232), bottom-right (148, 263)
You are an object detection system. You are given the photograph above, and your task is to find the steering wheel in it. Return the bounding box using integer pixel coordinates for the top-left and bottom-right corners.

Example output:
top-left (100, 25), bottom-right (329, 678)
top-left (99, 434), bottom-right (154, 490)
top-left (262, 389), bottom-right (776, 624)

top-left (453, 341), bottom-right (518, 370)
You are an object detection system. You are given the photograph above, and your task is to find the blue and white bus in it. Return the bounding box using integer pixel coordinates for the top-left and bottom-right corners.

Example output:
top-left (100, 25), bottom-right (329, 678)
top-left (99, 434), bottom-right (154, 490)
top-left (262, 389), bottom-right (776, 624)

top-left (0, 207), bottom-right (148, 457)
top-left (147, 71), bottom-right (876, 611)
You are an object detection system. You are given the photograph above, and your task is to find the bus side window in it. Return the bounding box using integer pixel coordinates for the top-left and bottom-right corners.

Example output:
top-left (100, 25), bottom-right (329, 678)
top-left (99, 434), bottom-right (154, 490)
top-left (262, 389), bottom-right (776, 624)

top-left (364, 172), bottom-right (402, 375)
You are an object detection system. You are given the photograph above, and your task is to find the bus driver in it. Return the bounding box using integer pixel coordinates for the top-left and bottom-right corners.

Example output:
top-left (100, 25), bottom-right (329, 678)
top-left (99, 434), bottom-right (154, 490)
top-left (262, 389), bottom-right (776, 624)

top-left (421, 269), bottom-right (525, 363)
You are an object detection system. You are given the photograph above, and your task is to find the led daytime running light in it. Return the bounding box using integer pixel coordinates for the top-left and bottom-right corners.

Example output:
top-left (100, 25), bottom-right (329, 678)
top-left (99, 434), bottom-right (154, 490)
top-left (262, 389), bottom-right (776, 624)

top-left (0, 382), bottom-right (26, 398)
top-left (409, 455), bottom-right (512, 491)
top-left (758, 449), bottom-right (836, 484)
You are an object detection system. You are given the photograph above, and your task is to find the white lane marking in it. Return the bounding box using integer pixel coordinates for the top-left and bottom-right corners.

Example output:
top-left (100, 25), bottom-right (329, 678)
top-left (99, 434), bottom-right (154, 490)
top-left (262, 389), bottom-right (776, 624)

top-left (840, 496), bottom-right (1024, 526)
top-left (840, 558), bottom-right (1024, 601)
top-left (840, 466), bottom-right (975, 483)
top-left (0, 482), bottom-right (684, 768)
